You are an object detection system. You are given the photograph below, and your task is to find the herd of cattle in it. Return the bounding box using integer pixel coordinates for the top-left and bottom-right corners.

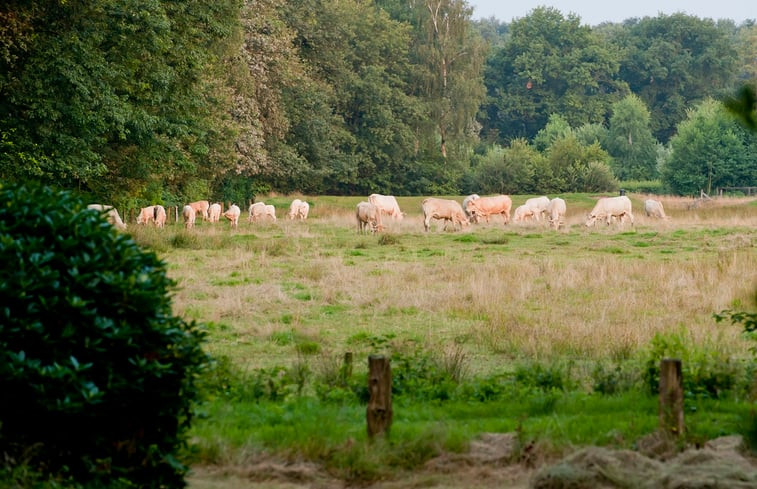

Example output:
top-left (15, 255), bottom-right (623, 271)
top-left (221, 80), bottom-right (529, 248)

top-left (88, 193), bottom-right (669, 233)
top-left (355, 193), bottom-right (666, 233)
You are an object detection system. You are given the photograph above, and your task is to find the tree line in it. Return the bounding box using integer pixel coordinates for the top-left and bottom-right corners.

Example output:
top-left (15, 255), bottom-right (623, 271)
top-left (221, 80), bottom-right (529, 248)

top-left (1, 0), bottom-right (755, 207)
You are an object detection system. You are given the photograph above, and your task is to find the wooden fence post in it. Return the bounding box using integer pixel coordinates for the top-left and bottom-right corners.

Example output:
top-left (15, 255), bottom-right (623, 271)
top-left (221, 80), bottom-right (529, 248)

top-left (367, 355), bottom-right (392, 438)
top-left (659, 358), bottom-right (684, 437)
top-left (342, 352), bottom-right (353, 385)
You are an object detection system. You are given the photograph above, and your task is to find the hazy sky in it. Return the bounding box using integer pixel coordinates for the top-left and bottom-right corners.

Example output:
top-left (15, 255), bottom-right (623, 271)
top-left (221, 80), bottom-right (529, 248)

top-left (468, 1), bottom-right (756, 26)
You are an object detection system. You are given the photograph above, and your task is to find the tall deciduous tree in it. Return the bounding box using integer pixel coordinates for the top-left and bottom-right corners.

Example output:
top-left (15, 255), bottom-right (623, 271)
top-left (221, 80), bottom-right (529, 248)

top-left (381, 0), bottom-right (486, 191)
top-left (662, 99), bottom-right (757, 195)
top-left (482, 7), bottom-right (627, 144)
top-left (0, 0), bottom-right (238, 205)
top-left (610, 13), bottom-right (740, 142)
top-left (278, 0), bottom-right (424, 194)
top-left (605, 94), bottom-right (659, 180)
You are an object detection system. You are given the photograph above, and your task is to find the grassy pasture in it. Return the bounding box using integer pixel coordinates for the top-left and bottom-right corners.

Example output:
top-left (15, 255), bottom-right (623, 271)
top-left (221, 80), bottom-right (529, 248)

top-left (133, 193), bottom-right (757, 371)
top-left (129, 193), bottom-right (757, 484)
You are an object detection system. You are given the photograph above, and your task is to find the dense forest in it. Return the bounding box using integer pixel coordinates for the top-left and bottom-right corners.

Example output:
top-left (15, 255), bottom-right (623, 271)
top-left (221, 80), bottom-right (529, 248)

top-left (1, 0), bottom-right (755, 207)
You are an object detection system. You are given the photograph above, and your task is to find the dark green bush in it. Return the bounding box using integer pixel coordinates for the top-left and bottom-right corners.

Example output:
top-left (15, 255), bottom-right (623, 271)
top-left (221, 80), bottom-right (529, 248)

top-left (0, 183), bottom-right (209, 487)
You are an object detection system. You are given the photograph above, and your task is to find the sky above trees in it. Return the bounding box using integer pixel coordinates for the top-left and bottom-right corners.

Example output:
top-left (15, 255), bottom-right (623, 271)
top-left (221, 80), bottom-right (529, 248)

top-left (468, 0), bottom-right (756, 25)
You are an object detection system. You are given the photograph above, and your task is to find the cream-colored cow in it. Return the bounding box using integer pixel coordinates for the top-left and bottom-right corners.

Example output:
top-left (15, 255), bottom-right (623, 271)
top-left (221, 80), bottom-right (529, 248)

top-left (356, 201), bottom-right (383, 234)
top-left (546, 197), bottom-right (567, 229)
top-left (462, 194), bottom-right (480, 223)
top-left (644, 199), bottom-right (668, 219)
top-left (188, 200), bottom-right (210, 221)
top-left (208, 203), bottom-right (222, 223)
top-left (153, 205), bottom-right (167, 228)
top-left (248, 202), bottom-right (266, 222)
top-left (287, 199), bottom-right (310, 220)
top-left (182, 205), bottom-right (196, 229)
top-left (513, 204), bottom-right (537, 223)
top-left (585, 196), bottom-right (634, 227)
top-left (523, 196), bottom-right (550, 221)
top-left (136, 205), bottom-right (156, 225)
top-left (223, 204), bottom-right (241, 228)
top-left (465, 195), bottom-right (512, 224)
top-left (87, 204), bottom-right (127, 231)
top-left (421, 198), bottom-right (469, 232)
top-left (264, 204), bottom-right (277, 221)
top-left (369, 194), bottom-right (404, 221)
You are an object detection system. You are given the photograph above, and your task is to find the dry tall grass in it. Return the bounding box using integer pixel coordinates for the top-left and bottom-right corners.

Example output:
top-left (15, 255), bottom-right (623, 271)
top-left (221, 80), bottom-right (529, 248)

top-left (130, 195), bottom-right (757, 374)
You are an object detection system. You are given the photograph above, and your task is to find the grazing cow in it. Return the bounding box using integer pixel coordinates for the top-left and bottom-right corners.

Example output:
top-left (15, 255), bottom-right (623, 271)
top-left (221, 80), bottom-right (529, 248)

top-left (462, 194), bottom-right (481, 223)
top-left (223, 204), bottom-right (241, 228)
top-left (546, 197), bottom-right (567, 229)
top-left (369, 194), bottom-right (404, 221)
top-left (87, 204), bottom-right (127, 231)
top-left (136, 205), bottom-right (156, 225)
top-left (644, 199), bottom-right (668, 219)
top-left (264, 204), bottom-right (277, 221)
top-left (465, 195), bottom-right (512, 224)
top-left (208, 203), bottom-right (222, 223)
top-left (421, 198), bottom-right (469, 232)
top-left (153, 205), bottom-right (167, 228)
top-left (182, 205), bottom-right (196, 229)
top-left (188, 200), bottom-right (210, 221)
top-left (523, 196), bottom-right (550, 221)
top-left (248, 202), bottom-right (266, 222)
top-left (287, 199), bottom-right (309, 220)
top-left (512, 204), bottom-right (537, 223)
top-left (585, 196), bottom-right (634, 227)
top-left (356, 201), bottom-right (383, 234)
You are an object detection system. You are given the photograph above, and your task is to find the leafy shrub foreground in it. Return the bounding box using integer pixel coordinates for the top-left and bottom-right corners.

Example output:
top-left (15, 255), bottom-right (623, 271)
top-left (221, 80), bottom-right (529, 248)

top-left (0, 183), bottom-right (209, 487)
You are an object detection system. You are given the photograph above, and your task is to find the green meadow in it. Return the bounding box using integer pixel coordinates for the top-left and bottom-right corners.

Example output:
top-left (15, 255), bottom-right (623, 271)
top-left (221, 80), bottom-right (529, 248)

top-left (129, 193), bottom-right (757, 485)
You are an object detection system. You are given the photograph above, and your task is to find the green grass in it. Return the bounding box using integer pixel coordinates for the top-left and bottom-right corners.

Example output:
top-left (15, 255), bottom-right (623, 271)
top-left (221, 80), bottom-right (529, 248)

top-left (188, 391), bottom-right (752, 480)
top-left (126, 193), bottom-right (757, 482)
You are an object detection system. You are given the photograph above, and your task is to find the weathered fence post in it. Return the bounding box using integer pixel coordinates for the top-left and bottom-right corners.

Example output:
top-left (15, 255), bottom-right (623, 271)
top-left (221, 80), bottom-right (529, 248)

top-left (659, 358), bottom-right (684, 437)
top-left (342, 352), bottom-right (353, 385)
top-left (367, 355), bottom-right (392, 438)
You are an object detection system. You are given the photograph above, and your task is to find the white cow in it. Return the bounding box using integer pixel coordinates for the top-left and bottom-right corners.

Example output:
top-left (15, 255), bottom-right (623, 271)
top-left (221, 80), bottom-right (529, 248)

top-left (585, 196), bottom-right (634, 227)
top-left (87, 204), bottom-right (127, 231)
top-left (462, 194), bottom-right (481, 223)
top-left (512, 204), bottom-right (537, 223)
top-left (136, 205), bottom-right (156, 225)
top-left (369, 194), bottom-right (404, 221)
top-left (153, 205), bottom-right (167, 228)
top-left (546, 197), bottom-right (567, 229)
top-left (644, 199), bottom-right (668, 219)
top-left (223, 204), bottom-right (241, 228)
top-left (356, 201), bottom-right (383, 234)
top-left (188, 200), bottom-right (210, 221)
top-left (523, 196), bottom-right (550, 221)
top-left (248, 202), bottom-right (267, 222)
top-left (264, 204), bottom-right (277, 221)
top-left (421, 198), bottom-right (469, 232)
top-left (208, 203), bottom-right (222, 223)
top-left (182, 205), bottom-right (196, 229)
top-left (287, 199), bottom-right (309, 220)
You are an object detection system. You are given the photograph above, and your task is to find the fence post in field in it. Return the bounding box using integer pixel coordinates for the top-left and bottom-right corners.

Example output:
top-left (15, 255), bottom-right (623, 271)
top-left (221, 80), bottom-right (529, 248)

top-left (342, 352), bottom-right (353, 384)
top-left (367, 355), bottom-right (392, 438)
top-left (659, 358), bottom-right (684, 437)
top-left (174, 206), bottom-right (179, 224)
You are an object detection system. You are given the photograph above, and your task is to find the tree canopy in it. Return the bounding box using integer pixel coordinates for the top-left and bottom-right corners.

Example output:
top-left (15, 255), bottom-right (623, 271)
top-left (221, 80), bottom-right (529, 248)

top-left (0, 2), bottom-right (753, 202)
